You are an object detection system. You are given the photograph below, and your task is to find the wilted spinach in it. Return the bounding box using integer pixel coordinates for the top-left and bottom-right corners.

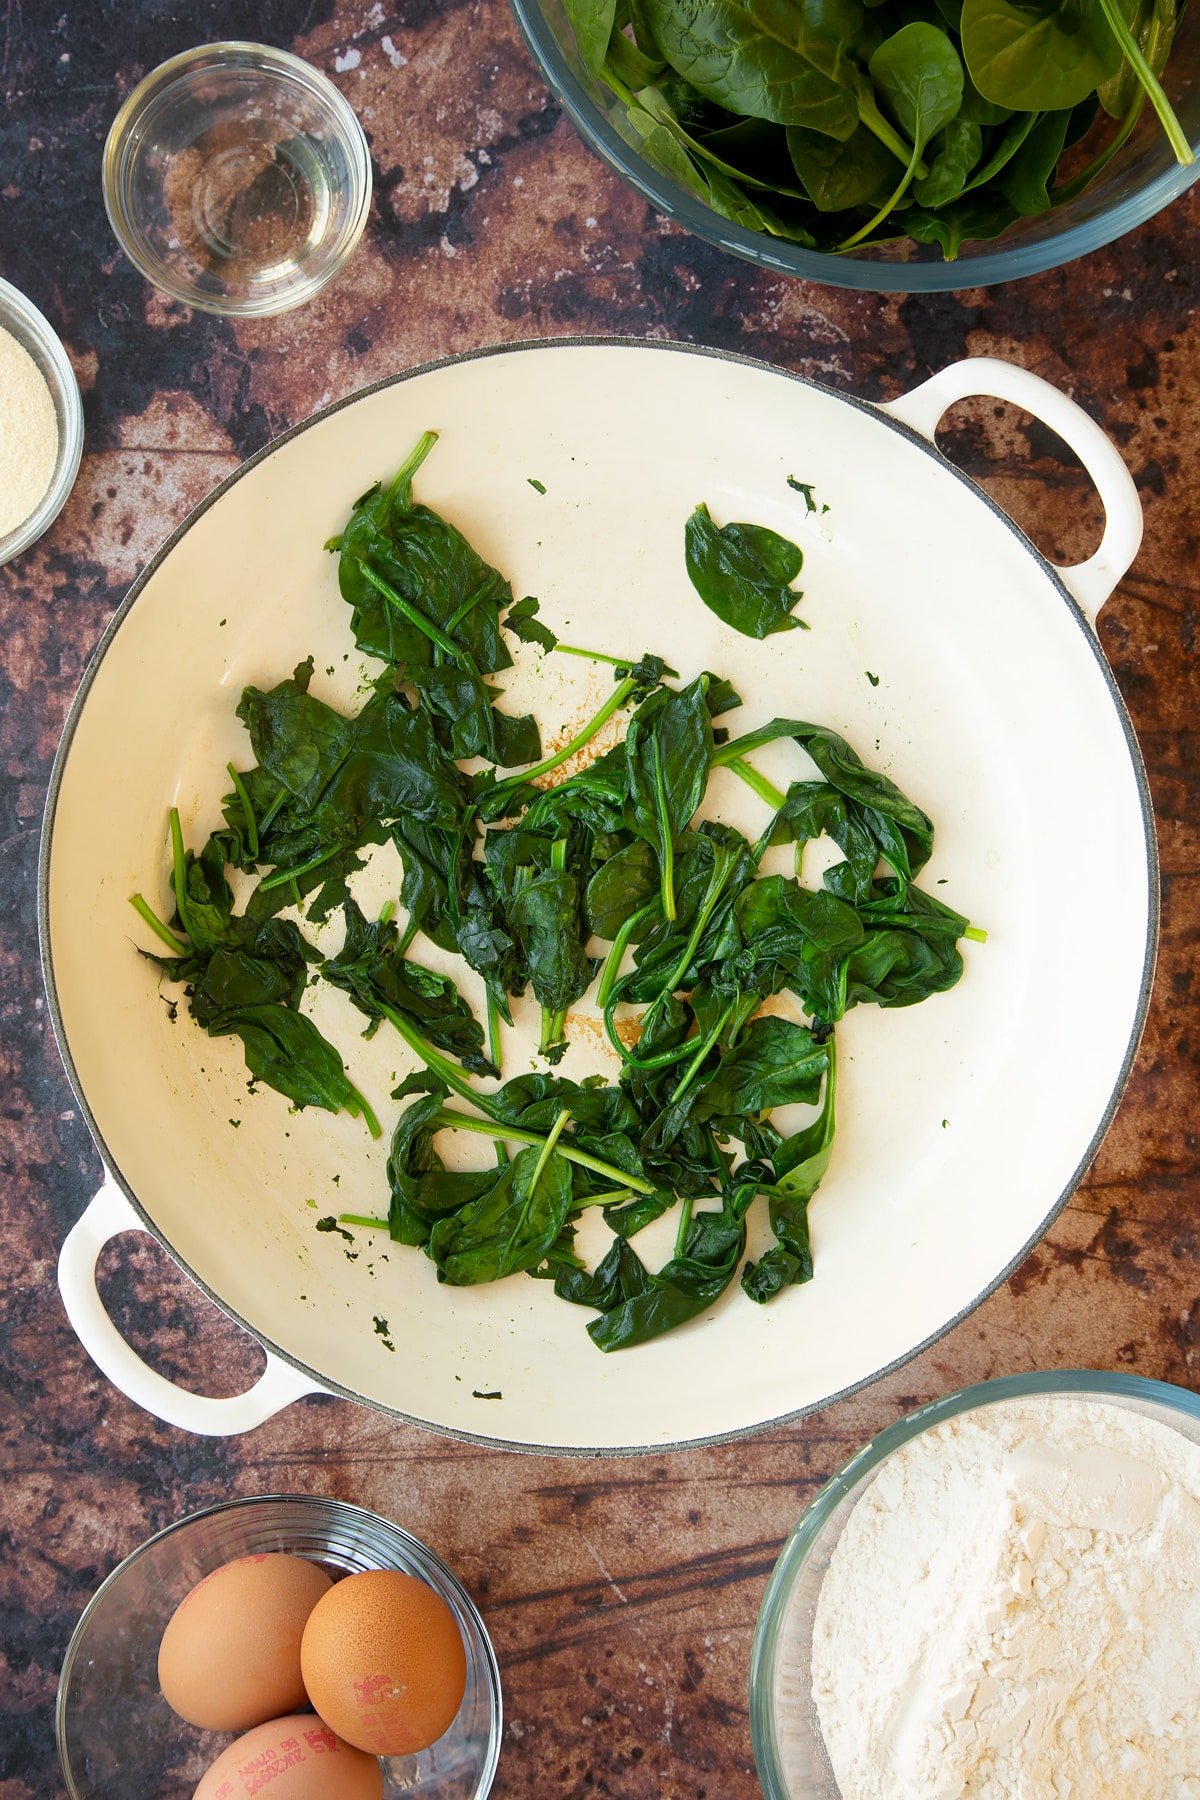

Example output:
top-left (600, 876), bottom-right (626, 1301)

top-left (133, 434), bottom-right (981, 1356)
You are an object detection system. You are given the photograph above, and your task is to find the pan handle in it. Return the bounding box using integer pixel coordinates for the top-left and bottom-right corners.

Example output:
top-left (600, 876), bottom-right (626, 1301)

top-left (881, 356), bottom-right (1142, 625)
top-left (58, 1180), bottom-right (328, 1436)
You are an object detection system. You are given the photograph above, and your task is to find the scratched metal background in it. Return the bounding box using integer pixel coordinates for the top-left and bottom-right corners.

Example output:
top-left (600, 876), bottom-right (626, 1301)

top-left (1, 3), bottom-right (1197, 1795)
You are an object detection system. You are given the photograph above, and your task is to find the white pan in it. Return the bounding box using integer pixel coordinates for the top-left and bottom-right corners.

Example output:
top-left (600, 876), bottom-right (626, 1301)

top-left (41, 342), bottom-right (1155, 1451)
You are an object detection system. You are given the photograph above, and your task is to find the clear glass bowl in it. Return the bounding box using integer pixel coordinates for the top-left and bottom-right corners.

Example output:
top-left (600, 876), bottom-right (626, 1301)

top-left (750, 1371), bottom-right (1200, 1797)
top-left (57, 1494), bottom-right (502, 1800)
top-left (0, 277), bottom-right (84, 564)
top-left (509, 0), bottom-right (1200, 291)
top-left (102, 43), bottom-right (372, 316)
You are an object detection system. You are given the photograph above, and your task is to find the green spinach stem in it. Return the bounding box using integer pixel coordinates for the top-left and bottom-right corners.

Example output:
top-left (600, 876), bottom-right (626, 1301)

top-left (259, 843), bottom-right (344, 893)
top-left (168, 808), bottom-right (193, 939)
top-left (129, 892), bottom-right (187, 952)
top-left (674, 1191), bottom-right (695, 1259)
top-left (503, 1107), bottom-right (572, 1260)
top-left (258, 785), bottom-right (288, 838)
top-left (595, 900), bottom-right (658, 1011)
top-left (856, 93), bottom-right (928, 179)
top-left (344, 1084), bottom-right (382, 1139)
top-left (1052, 101), bottom-right (1143, 204)
top-left (489, 675), bottom-right (637, 796)
top-left (724, 755), bottom-right (787, 812)
top-left (1095, 0), bottom-right (1194, 165)
top-left (339, 1212), bottom-right (388, 1229)
top-left (838, 145), bottom-right (920, 252)
top-left (357, 560), bottom-right (463, 661)
top-left (432, 1107), bottom-right (656, 1194)
top-left (553, 643), bottom-right (637, 669)
top-left (573, 1186), bottom-right (634, 1209)
top-left (226, 763), bottom-right (259, 860)
top-left (539, 840), bottom-right (570, 1056)
top-left (605, 845), bottom-right (742, 1067)
top-left (386, 429), bottom-right (440, 509)
top-left (486, 986), bottom-right (504, 1072)
top-left (375, 1003), bottom-right (504, 1119)
top-left (527, 1107), bottom-right (570, 1198)
top-left (653, 738), bottom-right (677, 921)
top-left (669, 997), bottom-right (740, 1106)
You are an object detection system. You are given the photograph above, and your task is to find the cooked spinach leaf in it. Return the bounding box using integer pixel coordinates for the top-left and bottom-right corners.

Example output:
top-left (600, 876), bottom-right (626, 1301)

top-left (684, 504), bottom-right (806, 639)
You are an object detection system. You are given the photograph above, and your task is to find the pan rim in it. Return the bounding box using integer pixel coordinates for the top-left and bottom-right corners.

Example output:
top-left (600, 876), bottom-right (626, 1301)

top-left (37, 335), bottom-right (1160, 1455)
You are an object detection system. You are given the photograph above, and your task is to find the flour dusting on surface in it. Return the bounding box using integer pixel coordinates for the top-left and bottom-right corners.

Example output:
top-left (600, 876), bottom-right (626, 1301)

top-left (812, 1396), bottom-right (1200, 1799)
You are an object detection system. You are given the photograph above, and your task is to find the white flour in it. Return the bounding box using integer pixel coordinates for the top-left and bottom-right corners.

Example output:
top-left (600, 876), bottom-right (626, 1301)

top-left (812, 1395), bottom-right (1200, 1799)
top-left (0, 324), bottom-right (58, 538)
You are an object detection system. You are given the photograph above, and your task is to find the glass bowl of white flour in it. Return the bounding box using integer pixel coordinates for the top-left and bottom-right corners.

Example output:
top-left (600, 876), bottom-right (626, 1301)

top-left (0, 278), bottom-right (83, 565)
top-left (750, 1372), bottom-right (1200, 1800)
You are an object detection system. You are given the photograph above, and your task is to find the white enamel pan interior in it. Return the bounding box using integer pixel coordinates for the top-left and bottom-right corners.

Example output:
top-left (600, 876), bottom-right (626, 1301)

top-left (42, 342), bottom-right (1156, 1450)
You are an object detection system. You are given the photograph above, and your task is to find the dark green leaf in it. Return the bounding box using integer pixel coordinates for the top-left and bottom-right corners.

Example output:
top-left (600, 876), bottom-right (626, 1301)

top-left (996, 107), bottom-right (1070, 211)
top-left (913, 115), bottom-right (982, 203)
top-left (508, 868), bottom-right (594, 1015)
top-left (625, 678), bottom-right (715, 914)
top-left (788, 121), bottom-right (903, 208)
top-left (684, 503), bottom-right (805, 638)
top-left (637, 0), bottom-right (861, 132)
top-left (691, 1015), bottom-right (828, 1119)
top-left (209, 1005), bottom-right (371, 1121)
top-left (323, 899), bottom-right (494, 1074)
top-left (586, 839), bottom-right (662, 940)
top-left (502, 595), bottom-right (559, 653)
top-left (429, 1144), bottom-right (575, 1284)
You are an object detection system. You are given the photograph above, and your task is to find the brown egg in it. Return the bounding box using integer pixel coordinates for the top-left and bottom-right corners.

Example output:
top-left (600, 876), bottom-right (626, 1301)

top-left (159, 1553), bottom-right (333, 1732)
top-left (300, 1569), bottom-right (467, 1756)
top-left (192, 1713), bottom-right (383, 1800)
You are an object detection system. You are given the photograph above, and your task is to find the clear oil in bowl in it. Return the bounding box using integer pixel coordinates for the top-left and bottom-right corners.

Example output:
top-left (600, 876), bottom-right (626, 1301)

top-left (164, 121), bottom-right (332, 292)
top-left (105, 46), bottom-right (371, 316)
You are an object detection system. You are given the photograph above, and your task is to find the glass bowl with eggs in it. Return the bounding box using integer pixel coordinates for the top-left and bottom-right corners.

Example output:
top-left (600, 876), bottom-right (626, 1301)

top-left (56, 1493), bottom-right (502, 1800)
top-left (750, 1370), bottom-right (1200, 1798)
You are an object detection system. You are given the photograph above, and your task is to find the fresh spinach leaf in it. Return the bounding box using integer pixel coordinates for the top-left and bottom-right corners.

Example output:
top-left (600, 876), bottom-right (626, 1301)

top-left (913, 113), bottom-right (982, 202)
top-left (638, 0), bottom-right (861, 132)
top-left (959, 0), bottom-right (1122, 110)
top-left (789, 121), bottom-right (903, 207)
top-left (563, 0), bottom-right (621, 74)
top-left (996, 106), bottom-right (1070, 212)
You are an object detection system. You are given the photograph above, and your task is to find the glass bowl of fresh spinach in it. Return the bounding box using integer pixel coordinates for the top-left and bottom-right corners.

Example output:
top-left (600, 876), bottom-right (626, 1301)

top-left (509, 0), bottom-right (1199, 289)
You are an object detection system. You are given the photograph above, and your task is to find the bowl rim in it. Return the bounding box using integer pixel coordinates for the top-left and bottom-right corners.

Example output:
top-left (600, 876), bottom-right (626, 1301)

top-left (508, 0), bottom-right (1200, 293)
top-left (55, 1490), bottom-right (503, 1799)
top-left (101, 39), bottom-right (373, 318)
top-left (0, 277), bottom-right (84, 564)
top-left (749, 1368), bottom-right (1200, 1797)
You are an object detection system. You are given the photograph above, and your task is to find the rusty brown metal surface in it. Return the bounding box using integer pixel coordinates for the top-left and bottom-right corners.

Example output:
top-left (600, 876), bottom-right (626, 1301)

top-left (1, 4), bottom-right (1197, 1796)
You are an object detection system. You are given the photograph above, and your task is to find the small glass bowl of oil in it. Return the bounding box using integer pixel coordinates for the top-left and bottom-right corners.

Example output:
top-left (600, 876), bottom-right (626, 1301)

top-left (103, 41), bottom-right (372, 317)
